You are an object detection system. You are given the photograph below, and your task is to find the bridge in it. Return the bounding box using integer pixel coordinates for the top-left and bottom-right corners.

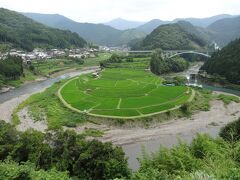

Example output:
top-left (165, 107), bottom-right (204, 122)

top-left (127, 50), bottom-right (213, 58)
top-left (166, 50), bottom-right (211, 58)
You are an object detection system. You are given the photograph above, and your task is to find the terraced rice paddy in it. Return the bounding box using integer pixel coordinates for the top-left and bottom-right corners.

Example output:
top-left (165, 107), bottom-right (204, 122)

top-left (59, 68), bottom-right (192, 118)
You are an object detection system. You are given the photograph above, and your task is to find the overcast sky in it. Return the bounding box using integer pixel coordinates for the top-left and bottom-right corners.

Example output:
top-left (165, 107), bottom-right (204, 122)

top-left (0, 0), bottom-right (240, 23)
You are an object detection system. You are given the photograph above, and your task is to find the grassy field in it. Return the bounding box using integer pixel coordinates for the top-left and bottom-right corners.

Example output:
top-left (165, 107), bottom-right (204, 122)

top-left (59, 68), bottom-right (192, 118)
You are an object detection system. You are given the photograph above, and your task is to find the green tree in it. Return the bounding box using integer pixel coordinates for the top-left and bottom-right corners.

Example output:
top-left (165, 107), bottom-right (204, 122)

top-left (0, 121), bottom-right (131, 179)
top-left (150, 50), bottom-right (189, 75)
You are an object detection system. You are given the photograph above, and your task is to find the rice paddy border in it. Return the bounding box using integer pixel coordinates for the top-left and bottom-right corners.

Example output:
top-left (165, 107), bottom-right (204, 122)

top-left (58, 75), bottom-right (196, 119)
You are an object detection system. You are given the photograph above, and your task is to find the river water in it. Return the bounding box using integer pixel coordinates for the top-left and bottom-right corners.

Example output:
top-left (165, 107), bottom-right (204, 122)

top-left (0, 64), bottom-right (239, 171)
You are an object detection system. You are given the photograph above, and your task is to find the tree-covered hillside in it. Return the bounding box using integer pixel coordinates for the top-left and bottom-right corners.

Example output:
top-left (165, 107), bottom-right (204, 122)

top-left (132, 21), bottom-right (207, 50)
top-left (201, 38), bottom-right (240, 84)
top-left (207, 16), bottom-right (240, 47)
top-left (0, 8), bottom-right (86, 51)
top-left (23, 13), bottom-right (146, 46)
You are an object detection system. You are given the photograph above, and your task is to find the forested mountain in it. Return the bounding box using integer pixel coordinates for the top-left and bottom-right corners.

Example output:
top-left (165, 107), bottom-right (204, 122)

top-left (137, 19), bottom-right (169, 34)
top-left (23, 12), bottom-right (240, 47)
top-left (0, 8), bottom-right (86, 51)
top-left (104, 18), bottom-right (145, 30)
top-left (132, 21), bottom-right (208, 50)
top-left (136, 14), bottom-right (235, 34)
top-left (174, 14), bottom-right (236, 27)
top-left (23, 13), bottom-right (146, 46)
top-left (201, 38), bottom-right (240, 84)
top-left (207, 16), bottom-right (240, 47)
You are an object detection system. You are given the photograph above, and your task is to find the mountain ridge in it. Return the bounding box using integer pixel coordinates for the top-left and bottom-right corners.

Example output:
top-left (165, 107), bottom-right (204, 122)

top-left (23, 13), bottom-right (146, 46)
top-left (207, 16), bottom-right (240, 47)
top-left (104, 18), bottom-right (145, 30)
top-left (23, 12), bottom-right (240, 48)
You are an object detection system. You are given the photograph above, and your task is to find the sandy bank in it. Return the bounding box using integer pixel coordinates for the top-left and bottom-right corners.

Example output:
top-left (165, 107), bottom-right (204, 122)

top-left (98, 100), bottom-right (240, 145)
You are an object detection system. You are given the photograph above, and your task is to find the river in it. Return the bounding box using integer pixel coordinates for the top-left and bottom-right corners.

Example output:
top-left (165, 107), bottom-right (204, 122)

top-left (0, 64), bottom-right (239, 171)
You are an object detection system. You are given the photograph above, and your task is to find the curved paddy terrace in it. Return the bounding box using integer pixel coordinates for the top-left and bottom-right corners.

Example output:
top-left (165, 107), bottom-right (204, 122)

top-left (59, 68), bottom-right (193, 118)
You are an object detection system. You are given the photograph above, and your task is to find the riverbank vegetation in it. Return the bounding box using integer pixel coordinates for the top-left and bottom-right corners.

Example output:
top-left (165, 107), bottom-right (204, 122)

top-left (12, 80), bottom-right (87, 129)
top-left (217, 94), bottom-right (240, 105)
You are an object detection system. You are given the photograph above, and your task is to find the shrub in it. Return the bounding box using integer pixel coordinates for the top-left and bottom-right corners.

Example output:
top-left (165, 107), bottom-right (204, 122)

top-left (0, 161), bottom-right (71, 180)
top-left (217, 94), bottom-right (240, 105)
top-left (180, 103), bottom-right (190, 115)
top-left (219, 118), bottom-right (240, 142)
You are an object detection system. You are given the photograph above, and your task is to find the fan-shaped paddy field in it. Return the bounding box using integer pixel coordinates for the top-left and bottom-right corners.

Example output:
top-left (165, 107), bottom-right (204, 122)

top-left (59, 68), bottom-right (193, 118)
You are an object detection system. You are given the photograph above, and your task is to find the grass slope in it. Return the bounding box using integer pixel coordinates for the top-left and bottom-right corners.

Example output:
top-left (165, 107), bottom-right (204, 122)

top-left (60, 68), bottom-right (192, 118)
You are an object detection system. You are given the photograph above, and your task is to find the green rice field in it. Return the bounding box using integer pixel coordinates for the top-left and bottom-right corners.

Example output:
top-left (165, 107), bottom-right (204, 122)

top-left (59, 68), bottom-right (192, 118)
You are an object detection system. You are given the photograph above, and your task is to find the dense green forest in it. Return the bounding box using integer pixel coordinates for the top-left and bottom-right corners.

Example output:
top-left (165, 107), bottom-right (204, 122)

top-left (131, 21), bottom-right (207, 50)
top-left (150, 49), bottom-right (189, 75)
top-left (0, 120), bottom-right (130, 179)
top-left (0, 56), bottom-right (23, 88)
top-left (201, 38), bottom-right (240, 84)
top-left (0, 8), bottom-right (86, 51)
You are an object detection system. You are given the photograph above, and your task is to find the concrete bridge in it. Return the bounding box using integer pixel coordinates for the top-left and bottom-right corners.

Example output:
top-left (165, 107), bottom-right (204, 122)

top-left (127, 50), bottom-right (213, 58)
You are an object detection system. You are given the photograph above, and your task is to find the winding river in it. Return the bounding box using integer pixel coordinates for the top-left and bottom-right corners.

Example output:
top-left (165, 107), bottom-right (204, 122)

top-left (0, 64), bottom-right (239, 170)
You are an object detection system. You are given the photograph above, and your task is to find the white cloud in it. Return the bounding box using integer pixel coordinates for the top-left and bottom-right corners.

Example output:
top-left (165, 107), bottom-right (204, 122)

top-left (0, 0), bottom-right (239, 23)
